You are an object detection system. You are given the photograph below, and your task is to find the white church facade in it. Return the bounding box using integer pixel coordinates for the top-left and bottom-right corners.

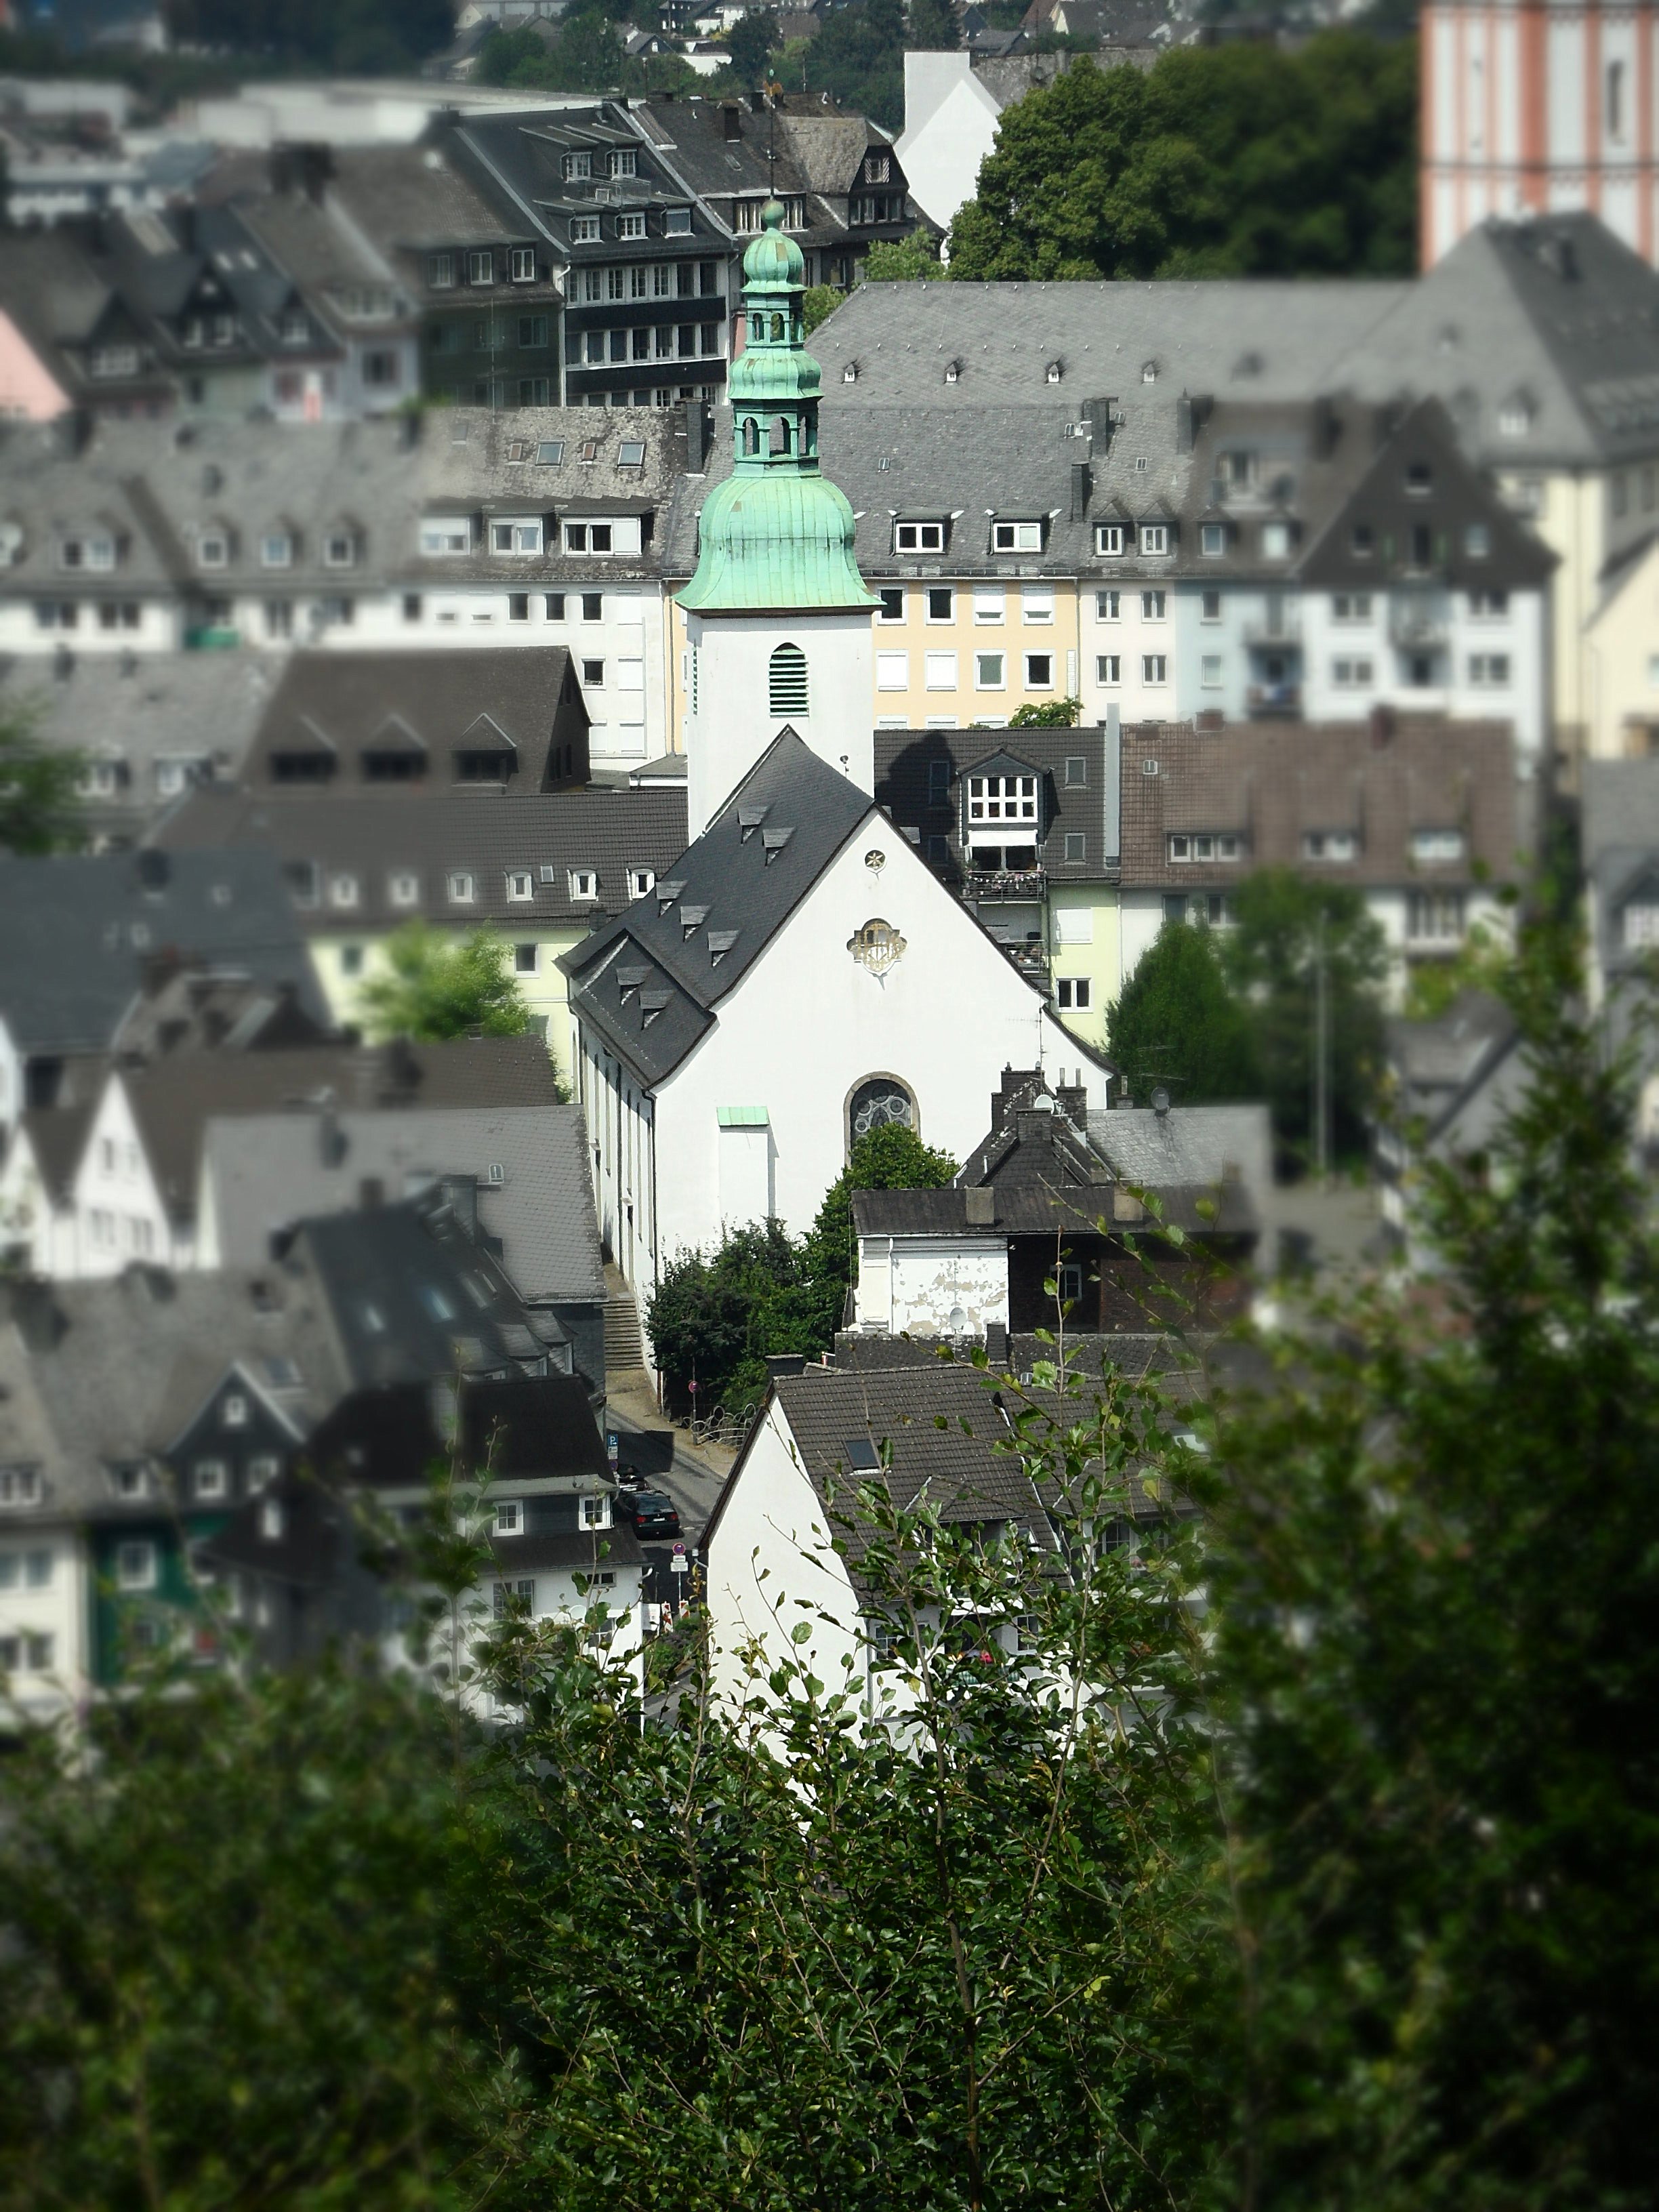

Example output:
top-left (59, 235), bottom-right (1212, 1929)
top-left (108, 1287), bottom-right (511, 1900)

top-left (560, 205), bottom-right (1109, 1292)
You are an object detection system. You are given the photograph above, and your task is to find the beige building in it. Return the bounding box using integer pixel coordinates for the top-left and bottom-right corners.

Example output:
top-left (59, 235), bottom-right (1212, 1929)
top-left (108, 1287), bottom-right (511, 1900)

top-left (1586, 533), bottom-right (1659, 760)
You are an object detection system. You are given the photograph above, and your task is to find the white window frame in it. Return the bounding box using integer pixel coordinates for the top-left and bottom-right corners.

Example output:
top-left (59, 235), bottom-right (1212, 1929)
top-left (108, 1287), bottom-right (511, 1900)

top-left (448, 871), bottom-right (476, 903)
top-left (924, 650), bottom-right (958, 692)
top-left (389, 871), bottom-right (419, 907)
top-left (1096, 654), bottom-right (1121, 685)
top-left (966, 773), bottom-right (1038, 826)
top-left (974, 651), bottom-right (1005, 691)
top-left (991, 520), bottom-right (1042, 554)
top-left (1023, 651), bottom-right (1054, 690)
top-left (194, 1460), bottom-right (228, 1499)
top-left (506, 869), bottom-right (534, 901)
top-left (895, 520), bottom-right (945, 552)
top-left (1095, 525), bottom-right (1124, 556)
top-left (571, 216), bottom-right (600, 244)
top-left (569, 867), bottom-right (598, 901)
top-left (116, 1539), bottom-right (157, 1592)
top-left (972, 588), bottom-right (1005, 625)
top-left (1141, 654), bottom-right (1168, 684)
top-left (1139, 524), bottom-right (1168, 556)
top-left (875, 651), bottom-right (909, 692)
top-left (1021, 588), bottom-right (1054, 626)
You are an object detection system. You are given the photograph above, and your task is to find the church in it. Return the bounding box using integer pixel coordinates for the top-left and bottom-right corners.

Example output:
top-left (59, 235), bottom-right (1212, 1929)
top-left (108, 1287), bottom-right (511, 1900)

top-left (560, 205), bottom-right (1109, 1292)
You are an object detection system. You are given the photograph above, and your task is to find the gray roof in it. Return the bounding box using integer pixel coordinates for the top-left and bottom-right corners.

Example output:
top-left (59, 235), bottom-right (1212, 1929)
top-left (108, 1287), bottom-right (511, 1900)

top-left (1086, 1103), bottom-right (1272, 1200)
top-left (328, 140), bottom-right (546, 258)
top-left (203, 1101), bottom-right (605, 1305)
top-left (560, 729), bottom-right (874, 1084)
top-left (1385, 990), bottom-right (1519, 1135)
top-left (155, 783), bottom-right (689, 933)
top-left (0, 847), bottom-right (325, 1056)
top-left (0, 1265), bottom-right (346, 1523)
top-left (876, 720), bottom-right (1119, 885)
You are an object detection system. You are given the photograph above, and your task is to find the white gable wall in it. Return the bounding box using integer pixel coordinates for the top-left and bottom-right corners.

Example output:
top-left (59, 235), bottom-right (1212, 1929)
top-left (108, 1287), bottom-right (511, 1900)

top-left (61, 1073), bottom-right (182, 1278)
top-left (854, 1231), bottom-right (1008, 1335)
top-left (640, 812), bottom-right (1108, 1272)
top-left (684, 608), bottom-right (874, 838)
top-left (896, 53), bottom-right (1005, 234)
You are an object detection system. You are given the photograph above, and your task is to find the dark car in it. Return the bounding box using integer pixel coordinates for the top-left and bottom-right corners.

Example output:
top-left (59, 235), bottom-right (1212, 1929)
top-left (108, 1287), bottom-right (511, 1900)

top-left (618, 1490), bottom-right (682, 1540)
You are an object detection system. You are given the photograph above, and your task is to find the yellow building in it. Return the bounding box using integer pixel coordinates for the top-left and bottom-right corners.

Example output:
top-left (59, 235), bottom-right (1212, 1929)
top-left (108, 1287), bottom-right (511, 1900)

top-left (1586, 533), bottom-right (1659, 760)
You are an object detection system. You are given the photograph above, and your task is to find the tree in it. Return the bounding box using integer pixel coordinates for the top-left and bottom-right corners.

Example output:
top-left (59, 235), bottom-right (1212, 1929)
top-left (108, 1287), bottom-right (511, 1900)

top-left (1008, 697), bottom-right (1082, 727)
top-left (801, 283), bottom-right (844, 334)
top-left (1220, 868), bottom-right (1387, 1170)
top-left (802, 1120), bottom-right (959, 1337)
top-left (163, 0), bottom-right (454, 71)
top-left (1200, 905), bottom-right (1659, 2209)
top-left (725, 5), bottom-right (780, 84)
top-left (356, 922), bottom-right (532, 1044)
top-left (947, 36), bottom-right (1416, 281)
top-left (1108, 919), bottom-right (1259, 1107)
top-left (861, 226), bottom-right (945, 281)
top-left (907, 0), bottom-right (959, 49)
top-left (0, 703), bottom-right (83, 856)
top-left (794, 0), bottom-right (905, 129)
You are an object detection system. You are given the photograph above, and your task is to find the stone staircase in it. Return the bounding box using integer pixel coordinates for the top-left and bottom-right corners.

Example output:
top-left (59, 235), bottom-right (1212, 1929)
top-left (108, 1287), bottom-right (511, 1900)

top-left (602, 1263), bottom-right (650, 1385)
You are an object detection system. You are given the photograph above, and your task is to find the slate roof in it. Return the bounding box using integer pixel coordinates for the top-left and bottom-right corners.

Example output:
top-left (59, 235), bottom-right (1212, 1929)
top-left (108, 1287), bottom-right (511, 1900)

top-left (1581, 759), bottom-right (1659, 992)
top-left (117, 1036), bottom-right (565, 1227)
top-left (705, 1363), bottom-right (1061, 1582)
top-left (0, 847), bottom-right (324, 1056)
top-left (155, 784), bottom-right (690, 934)
top-left (203, 1102), bottom-right (606, 1305)
top-left (876, 720), bottom-right (1120, 884)
top-left (559, 729), bottom-right (874, 1084)
top-left (460, 1372), bottom-right (615, 1481)
top-left (1118, 715), bottom-right (1519, 892)
top-left (807, 279), bottom-right (1408, 410)
top-left (236, 647), bottom-right (588, 792)
top-left (1086, 1104), bottom-right (1273, 1201)
top-left (0, 1265), bottom-right (346, 1523)
top-left (328, 141), bottom-right (546, 258)
top-left (1385, 989), bottom-right (1519, 1135)
top-left (448, 104), bottom-right (730, 259)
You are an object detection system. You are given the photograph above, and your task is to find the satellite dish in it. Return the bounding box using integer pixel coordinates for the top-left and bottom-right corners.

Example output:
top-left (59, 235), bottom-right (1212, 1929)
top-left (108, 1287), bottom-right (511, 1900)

top-left (1151, 1086), bottom-right (1171, 1116)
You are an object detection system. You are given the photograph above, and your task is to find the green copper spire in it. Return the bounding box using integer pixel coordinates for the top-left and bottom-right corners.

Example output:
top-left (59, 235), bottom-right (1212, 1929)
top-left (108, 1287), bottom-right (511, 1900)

top-left (678, 201), bottom-right (876, 614)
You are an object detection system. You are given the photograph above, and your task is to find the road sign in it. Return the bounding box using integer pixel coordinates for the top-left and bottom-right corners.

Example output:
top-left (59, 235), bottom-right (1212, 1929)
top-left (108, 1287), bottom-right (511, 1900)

top-left (607, 1431), bottom-right (619, 1465)
top-left (671, 1547), bottom-right (688, 1576)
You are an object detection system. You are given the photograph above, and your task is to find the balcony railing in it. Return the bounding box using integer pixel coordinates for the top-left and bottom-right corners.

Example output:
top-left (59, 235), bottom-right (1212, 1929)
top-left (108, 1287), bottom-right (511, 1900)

top-left (1389, 600), bottom-right (1449, 649)
top-left (966, 866), bottom-right (1046, 899)
top-left (1246, 682), bottom-right (1301, 717)
top-left (1242, 613), bottom-right (1302, 646)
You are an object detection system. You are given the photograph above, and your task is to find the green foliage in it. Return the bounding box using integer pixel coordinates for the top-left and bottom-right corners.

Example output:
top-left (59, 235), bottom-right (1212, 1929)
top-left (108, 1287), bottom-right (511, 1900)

top-left (163, 0), bottom-right (454, 72)
top-left (801, 281), bottom-right (845, 333)
top-left (792, 0), bottom-right (906, 129)
top-left (907, 0), bottom-right (960, 49)
top-left (475, 14), bottom-right (705, 95)
top-left (1008, 695), bottom-right (1082, 727)
top-left (724, 5), bottom-right (780, 84)
top-left (0, 1660), bottom-right (512, 2209)
top-left (1221, 867), bottom-right (1387, 1168)
top-left (356, 921), bottom-right (534, 1046)
top-left (1201, 909), bottom-right (1659, 2209)
top-left (861, 226), bottom-right (945, 281)
top-left (646, 1125), bottom-right (958, 1411)
top-left (1108, 918), bottom-right (1259, 1105)
top-left (0, 703), bottom-right (84, 856)
top-left (947, 35), bottom-right (1418, 280)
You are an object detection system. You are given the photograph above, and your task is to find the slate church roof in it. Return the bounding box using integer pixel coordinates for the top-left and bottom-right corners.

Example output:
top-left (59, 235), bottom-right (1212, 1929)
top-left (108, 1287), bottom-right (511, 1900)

top-left (558, 729), bottom-right (873, 1084)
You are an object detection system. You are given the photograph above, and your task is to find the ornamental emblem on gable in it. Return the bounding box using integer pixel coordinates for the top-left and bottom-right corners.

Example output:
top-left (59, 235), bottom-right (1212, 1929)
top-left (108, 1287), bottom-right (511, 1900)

top-left (848, 918), bottom-right (905, 978)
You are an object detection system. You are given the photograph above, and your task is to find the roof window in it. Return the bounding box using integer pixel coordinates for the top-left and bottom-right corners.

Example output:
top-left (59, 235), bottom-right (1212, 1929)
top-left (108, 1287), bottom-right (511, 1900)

top-left (618, 440), bottom-right (646, 466)
top-left (991, 520), bottom-right (1042, 554)
top-left (896, 520), bottom-right (945, 552)
top-left (536, 439), bottom-right (565, 465)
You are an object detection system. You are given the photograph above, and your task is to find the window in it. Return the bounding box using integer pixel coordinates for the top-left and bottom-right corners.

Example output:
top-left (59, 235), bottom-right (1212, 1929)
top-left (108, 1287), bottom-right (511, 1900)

top-left (1056, 977), bottom-right (1091, 1010)
top-left (1469, 653), bottom-right (1511, 686)
top-left (428, 252), bottom-right (455, 289)
top-left (1141, 590), bottom-right (1166, 620)
top-left (1302, 830), bottom-right (1357, 861)
top-left (769, 642), bottom-right (808, 718)
top-left (325, 533), bottom-right (356, 569)
top-left (421, 517), bottom-right (472, 556)
top-left (926, 759), bottom-right (952, 805)
top-left (1139, 525), bottom-right (1168, 556)
top-left (569, 868), bottom-right (598, 901)
top-left (1406, 462), bottom-right (1433, 497)
top-left (495, 1500), bottom-right (523, 1534)
top-left (1351, 524), bottom-right (1374, 558)
top-left (581, 1493), bottom-right (611, 1530)
top-left (1063, 834), bottom-right (1086, 865)
top-left (448, 872), bottom-right (476, 903)
top-left (507, 869), bottom-right (534, 901)
top-left (1062, 756), bottom-right (1086, 788)
top-left (467, 250), bottom-right (495, 285)
top-left (628, 867), bottom-right (655, 898)
top-left (925, 586), bottom-right (953, 622)
top-left (328, 873), bottom-right (359, 910)
top-left (1332, 657), bottom-right (1374, 687)
top-left (388, 870), bottom-right (419, 907)
top-left (491, 520), bottom-right (543, 556)
top-left (617, 212), bottom-right (647, 241)
top-left (1408, 890), bottom-right (1465, 943)
top-left (1622, 903), bottom-right (1659, 948)
top-left (89, 344), bottom-right (139, 378)
top-left (117, 1540), bottom-right (157, 1592)
top-left (966, 774), bottom-right (1037, 825)
top-left (0, 1467), bottom-right (41, 1507)
top-left (1141, 655), bottom-right (1167, 684)
top-left (1095, 525), bottom-right (1124, 556)
top-left (1097, 654), bottom-right (1121, 684)
top-left (975, 651), bottom-right (1004, 690)
top-left (1201, 523), bottom-right (1226, 556)
top-left (876, 651), bottom-right (909, 691)
top-left (517, 316), bottom-right (550, 351)
top-left (1261, 521), bottom-right (1292, 559)
top-left (582, 592), bottom-right (603, 620)
top-left (665, 207), bottom-right (692, 234)
top-left (1411, 829), bottom-right (1465, 863)
top-left (508, 592), bottom-right (530, 622)
top-left (1469, 590), bottom-right (1508, 617)
top-left (1332, 592), bottom-right (1372, 621)
top-left (877, 587), bottom-right (904, 623)
top-left (1023, 652), bottom-right (1054, 689)
top-left (222, 1395), bottom-right (247, 1429)
top-left (972, 588), bottom-right (1005, 624)
top-left (197, 533), bottom-right (228, 569)
top-left (895, 520), bottom-right (945, 552)
top-left (849, 1077), bottom-right (914, 1143)
top-left (992, 520), bottom-right (1042, 554)
top-left (1497, 396), bottom-right (1532, 440)
top-left (571, 216), bottom-right (600, 244)
top-left (1021, 588), bottom-right (1053, 625)
top-left (924, 651), bottom-right (958, 691)
top-left (194, 1460), bottom-right (228, 1499)
top-left (1201, 654), bottom-right (1223, 688)
top-left (1465, 523), bottom-right (1491, 558)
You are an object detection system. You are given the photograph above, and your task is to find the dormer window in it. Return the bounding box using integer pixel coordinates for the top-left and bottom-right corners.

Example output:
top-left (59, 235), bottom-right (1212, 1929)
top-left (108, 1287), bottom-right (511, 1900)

top-left (571, 216), bottom-right (600, 243)
top-left (1406, 462), bottom-right (1434, 497)
top-left (617, 213), bottom-right (647, 241)
top-left (1094, 525), bottom-right (1123, 556)
top-left (506, 869), bottom-right (533, 901)
top-left (895, 520), bottom-right (945, 552)
top-left (261, 531), bottom-right (293, 568)
top-left (325, 531), bottom-right (357, 568)
top-left (421, 516), bottom-right (472, 556)
top-left (491, 518), bottom-right (543, 555)
top-left (1139, 525), bottom-right (1169, 556)
top-left (1497, 394), bottom-right (1533, 439)
top-left (1141, 361), bottom-right (1158, 384)
top-left (197, 531), bottom-right (229, 569)
top-left (966, 773), bottom-right (1037, 825)
top-left (628, 867), bottom-right (655, 898)
top-left (665, 206), bottom-right (692, 234)
top-left (1201, 523), bottom-right (1226, 555)
top-left (427, 253), bottom-right (455, 289)
top-left (328, 873), bottom-right (359, 909)
top-left (1302, 830), bottom-right (1357, 861)
top-left (466, 250), bottom-right (495, 284)
top-left (389, 871), bottom-right (419, 906)
top-left (1410, 828), bottom-right (1465, 863)
top-left (1168, 833), bottom-right (1241, 863)
top-left (561, 152), bottom-right (592, 182)
top-left (608, 148), bottom-right (636, 179)
top-left (1045, 360), bottom-right (1062, 384)
top-left (992, 520), bottom-right (1042, 554)
top-left (1261, 521), bottom-right (1293, 559)
top-left (448, 871), bottom-right (476, 903)
top-left (565, 523), bottom-right (613, 553)
top-left (842, 362), bottom-right (858, 384)
top-left (944, 359), bottom-right (961, 384)
top-left (864, 153), bottom-right (890, 184)
top-left (569, 867), bottom-right (598, 901)
top-left (1623, 900), bottom-right (1659, 949)
top-left (509, 247), bottom-right (536, 282)
top-left (1351, 524), bottom-right (1374, 558)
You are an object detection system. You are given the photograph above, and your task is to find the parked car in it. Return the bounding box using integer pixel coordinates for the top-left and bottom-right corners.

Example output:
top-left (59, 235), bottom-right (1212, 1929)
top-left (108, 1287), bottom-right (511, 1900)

top-left (618, 1490), bottom-right (682, 1540)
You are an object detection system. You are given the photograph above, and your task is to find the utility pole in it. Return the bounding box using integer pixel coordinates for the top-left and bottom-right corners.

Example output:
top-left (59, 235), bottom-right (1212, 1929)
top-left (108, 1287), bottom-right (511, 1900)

top-left (1313, 907), bottom-right (1330, 1181)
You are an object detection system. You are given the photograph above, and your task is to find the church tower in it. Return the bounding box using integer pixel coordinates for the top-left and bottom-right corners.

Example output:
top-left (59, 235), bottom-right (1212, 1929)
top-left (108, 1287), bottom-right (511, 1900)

top-left (678, 202), bottom-right (878, 838)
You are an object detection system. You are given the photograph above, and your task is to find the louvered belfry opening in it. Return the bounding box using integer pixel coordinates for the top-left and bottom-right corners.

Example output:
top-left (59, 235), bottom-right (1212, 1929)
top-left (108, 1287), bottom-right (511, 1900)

top-left (769, 642), bottom-right (808, 720)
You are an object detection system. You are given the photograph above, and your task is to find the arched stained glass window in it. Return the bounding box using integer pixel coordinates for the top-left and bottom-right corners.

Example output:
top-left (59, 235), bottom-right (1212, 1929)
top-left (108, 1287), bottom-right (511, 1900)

top-left (849, 1077), bottom-right (914, 1143)
top-left (769, 642), bottom-right (808, 718)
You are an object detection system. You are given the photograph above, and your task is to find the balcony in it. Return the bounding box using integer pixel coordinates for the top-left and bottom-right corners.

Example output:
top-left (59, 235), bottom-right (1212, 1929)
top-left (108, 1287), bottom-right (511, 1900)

top-left (1389, 600), bottom-right (1449, 649)
top-left (995, 938), bottom-right (1049, 983)
top-left (1242, 611), bottom-right (1302, 646)
top-left (966, 865), bottom-right (1046, 900)
top-left (1246, 682), bottom-right (1301, 718)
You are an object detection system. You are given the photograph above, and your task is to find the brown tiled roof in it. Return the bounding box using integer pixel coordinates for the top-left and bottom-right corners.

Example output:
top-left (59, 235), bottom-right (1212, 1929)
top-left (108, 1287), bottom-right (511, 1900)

top-left (1118, 714), bottom-right (1517, 891)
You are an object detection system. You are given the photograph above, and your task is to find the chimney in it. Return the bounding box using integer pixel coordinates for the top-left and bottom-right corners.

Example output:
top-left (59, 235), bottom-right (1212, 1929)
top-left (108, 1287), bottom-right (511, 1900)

top-left (764, 1351), bottom-right (806, 1380)
top-left (964, 1187), bottom-right (996, 1226)
top-left (1312, 394), bottom-right (1339, 457)
top-left (1068, 459), bottom-right (1090, 520)
top-left (684, 398), bottom-right (708, 472)
top-left (722, 102), bottom-right (742, 141)
top-left (316, 1099), bottom-right (346, 1168)
top-left (985, 1319), bottom-right (1008, 1366)
top-left (1015, 1102), bottom-right (1058, 1146)
top-left (991, 1065), bottom-right (1043, 1132)
top-left (439, 1173), bottom-right (478, 1240)
top-left (1082, 396), bottom-right (1115, 447)
top-left (1055, 1078), bottom-right (1087, 1128)
top-left (1175, 394), bottom-right (1194, 452)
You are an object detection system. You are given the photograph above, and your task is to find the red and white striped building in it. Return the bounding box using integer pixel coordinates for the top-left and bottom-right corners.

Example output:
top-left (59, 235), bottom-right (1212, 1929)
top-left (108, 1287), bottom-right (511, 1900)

top-left (1421, 0), bottom-right (1659, 266)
